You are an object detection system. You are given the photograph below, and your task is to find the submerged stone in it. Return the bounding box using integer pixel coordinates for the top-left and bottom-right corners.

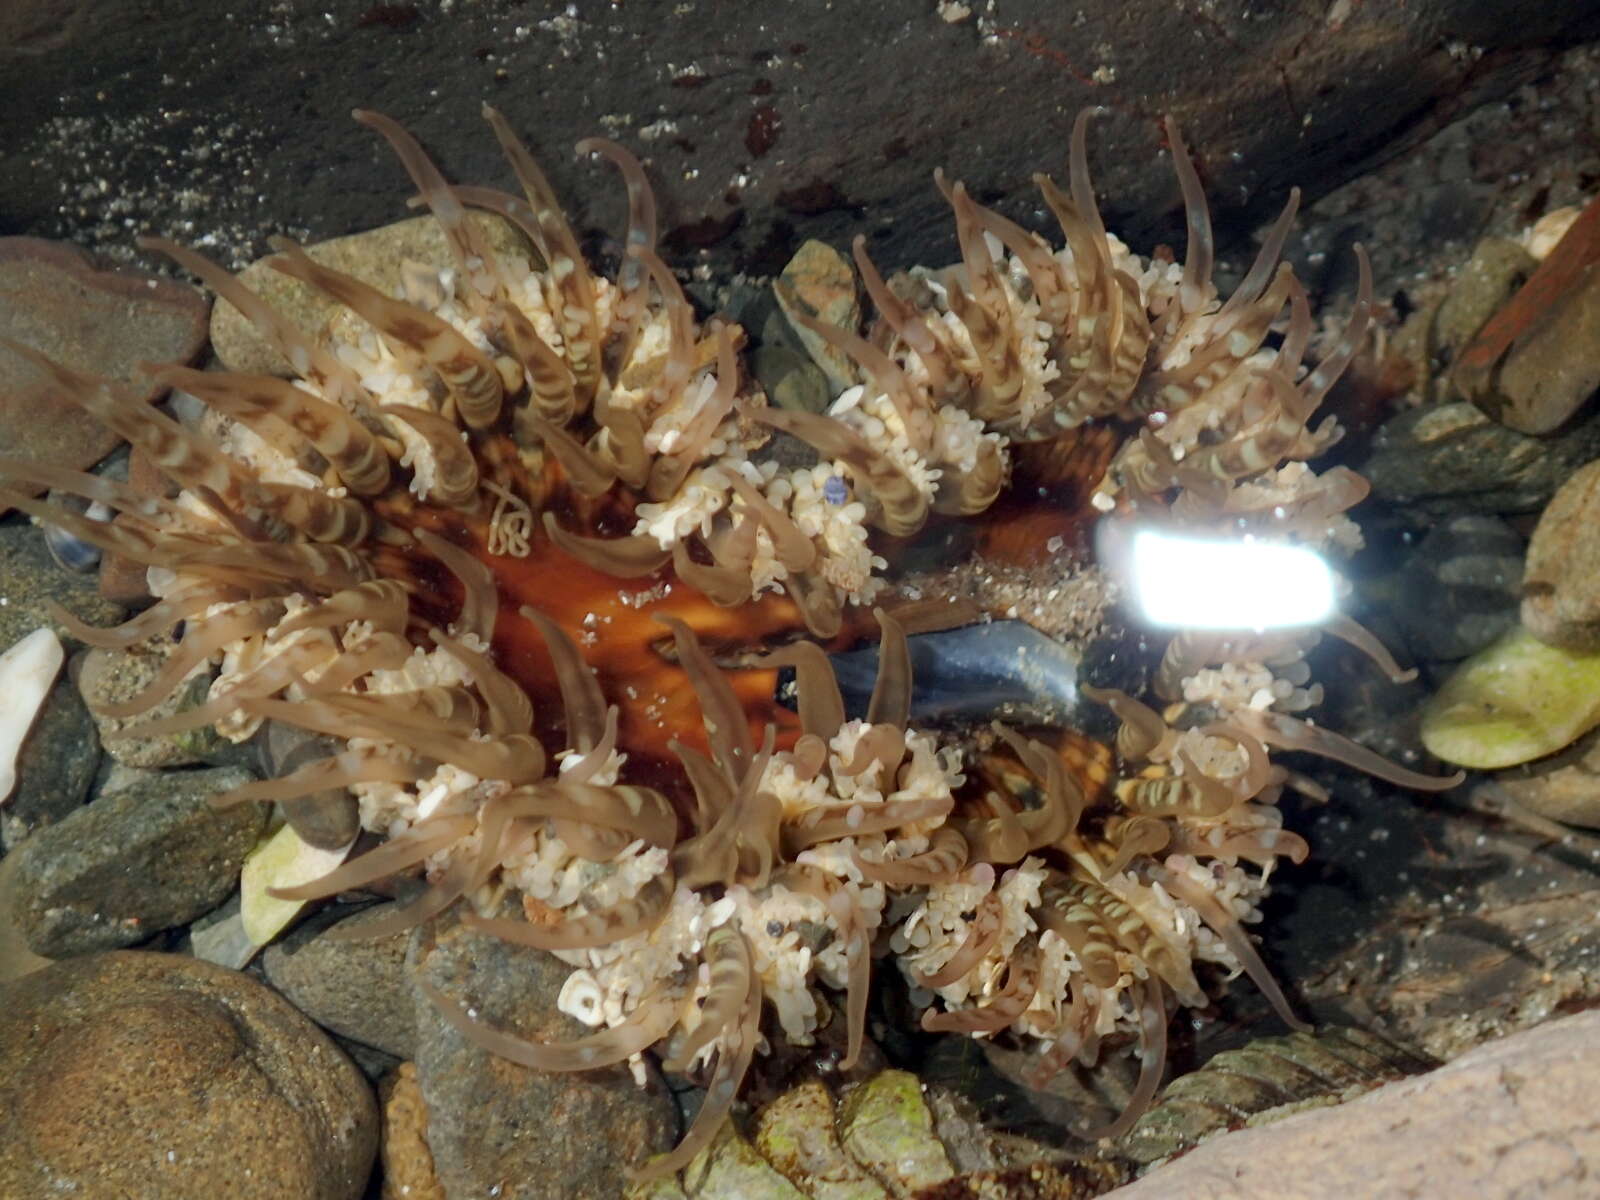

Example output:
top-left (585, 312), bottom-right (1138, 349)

top-left (0, 237), bottom-right (208, 514)
top-left (1521, 458), bottom-right (1600, 650)
top-left (836, 1070), bottom-right (954, 1198)
top-left (677, 1123), bottom-right (807, 1199)
top-left (1420, 626), bottom-right (1600, 769)
top-left (11, 764), bottom-right (264, 955)
top-left (0, 951), bottom-right (377, 1200)
top-left (754, 1079), bottom-right (888, 1200)
top-left (1364, 400), bottom-right (1600, 515)
top-left (1453, 196), bottom-right (1600, 435)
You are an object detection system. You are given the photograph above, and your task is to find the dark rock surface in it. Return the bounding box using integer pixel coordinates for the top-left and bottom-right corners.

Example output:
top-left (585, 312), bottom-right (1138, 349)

top-left (1391, 514), bottom-right (1524, 662)
top-left (0, 950), bottom-right (377, 1200)
top-left (0, 657), bottom-right (99, 850)
top-left (1, 1), bottom-right (1595, 284)
top-left (1363, 400), bottom-right (1600, 515)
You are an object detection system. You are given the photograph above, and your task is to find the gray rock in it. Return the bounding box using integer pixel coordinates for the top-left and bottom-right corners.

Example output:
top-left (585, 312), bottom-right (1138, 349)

top-left (75, 642), bottom-right (242, 770)
top-left (0, 653), bottom-right (99, 850)
top-left (0, 521), bottom-right (123, 652)
top-left (0, 950), bottom-right (377, 1200)
top-left (409, 907), bottom-right (677, 1198)
top-left (263, 902), bottom-right (416, 1059)
top-left (1392, 515), bottom-right (1525, 662)
top-left (11, 764), bottom-right (266, 956)
top-left (1363, 400), bottom-right (1600, 515)
top-left (260, 720), bottom-right (362, 850)
top-left (755, 342), bottom-right (832, 415)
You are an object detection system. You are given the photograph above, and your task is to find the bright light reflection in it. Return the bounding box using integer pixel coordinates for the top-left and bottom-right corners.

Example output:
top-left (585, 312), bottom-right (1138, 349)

top-left (1130, 530), bottom-right (1335, 630)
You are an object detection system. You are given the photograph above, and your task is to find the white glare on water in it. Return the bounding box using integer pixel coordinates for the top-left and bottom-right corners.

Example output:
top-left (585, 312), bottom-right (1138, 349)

top-left (1129, 530), bottom-right (1335, 629)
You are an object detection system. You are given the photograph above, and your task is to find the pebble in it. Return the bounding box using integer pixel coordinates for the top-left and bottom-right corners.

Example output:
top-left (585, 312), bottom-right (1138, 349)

top-left (774, 239), bottom-right (860, 396)
top-left (76, 642), bottom-right (238, 770)
top-left (1390, 514), bottom-right (1524, 662)
top-left (0, 237), bottom-right (208, 512)
top-left (210, 213), bottom-right (530, 376)
top-left (1363, 400), bottom-right (1600, 515)
top-left (1420, 626), bottom-right (1600, 770)
top-left (1102, 1009), bottom-right (1600, 1199)
top-left (1390, 236), bottom-right (1534, 406)
top-left (264, 902), bottom-right (417, 1059)
top-left (754, 341), bottom-right (833, 415)
top-left (680, 1124), bottom-right (808, 1199)
top-left (0, 519), bottom-right (124, 652)
top-left (1521, 458), bottom-right (1600, 649)
top-left (9, 764), bottom-right (265, 956)
top-left (0, 950), bottom-right (377, 1199)
top-left (408, 906), bottom-right (677, 1197)
top-left (261, 719), bottom-right (362, 849)
top-left (1493, 724), bottom-right (1600, 830)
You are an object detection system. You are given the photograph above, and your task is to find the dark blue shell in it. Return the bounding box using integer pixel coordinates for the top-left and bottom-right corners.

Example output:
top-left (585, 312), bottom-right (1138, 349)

top-left (777, 620), bottom-right (1082, 726)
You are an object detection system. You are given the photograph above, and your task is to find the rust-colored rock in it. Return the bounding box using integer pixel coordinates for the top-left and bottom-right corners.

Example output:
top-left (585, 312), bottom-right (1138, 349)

top-left (0, 238), bottom-right (207, 512)
top-left (379, 1063), bottom-right (445, 1200)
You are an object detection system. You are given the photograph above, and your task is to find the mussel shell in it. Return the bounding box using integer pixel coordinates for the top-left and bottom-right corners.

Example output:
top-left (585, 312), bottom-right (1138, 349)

top-left (260, 718), bottom-right (362, 850)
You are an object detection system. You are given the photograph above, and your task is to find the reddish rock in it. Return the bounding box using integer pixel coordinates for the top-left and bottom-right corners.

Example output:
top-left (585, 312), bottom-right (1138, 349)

top-left (0, 951), bottom-right (378, 1199)
top-left (0, 237), bottom-right (207, 513)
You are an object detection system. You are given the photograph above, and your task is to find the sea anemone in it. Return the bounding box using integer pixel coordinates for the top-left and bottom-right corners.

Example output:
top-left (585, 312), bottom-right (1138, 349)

top-left (0, 105), bottom-right (1461, 1181)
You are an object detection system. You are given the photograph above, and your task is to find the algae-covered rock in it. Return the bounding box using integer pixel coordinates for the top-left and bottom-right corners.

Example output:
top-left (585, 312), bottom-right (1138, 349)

top-left (678, 1123), bottom-right (808, 1199)
top-left (836, 1070), bottom-right (955, 1198)
top-left (1420, 626), bottom-right (1600, 769)
top-left (755, 1079), bottom-right (888, 1200)
top-left (775, 239), bottom-right (859, 396)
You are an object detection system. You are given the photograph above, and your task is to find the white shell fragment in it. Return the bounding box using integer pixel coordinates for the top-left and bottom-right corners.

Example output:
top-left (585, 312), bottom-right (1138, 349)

top-left (240, 821), bottom-right (358, 946)
top-left (0, 628), bottom-right (66, 804)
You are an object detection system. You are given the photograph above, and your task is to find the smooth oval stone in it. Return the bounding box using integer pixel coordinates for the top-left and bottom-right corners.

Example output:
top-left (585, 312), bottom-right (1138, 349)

top-left (1420, 626), bottom-right (1600, 769)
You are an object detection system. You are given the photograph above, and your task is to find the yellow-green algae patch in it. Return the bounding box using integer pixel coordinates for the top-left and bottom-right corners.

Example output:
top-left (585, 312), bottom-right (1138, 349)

top-left (1421, 626), bottom-right (1600, 768)
top-left (836, 1070), bottom-right (954, 1198)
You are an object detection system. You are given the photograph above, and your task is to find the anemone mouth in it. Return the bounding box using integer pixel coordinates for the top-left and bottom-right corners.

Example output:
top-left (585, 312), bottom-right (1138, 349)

top-left (1, 105), bottom-right (1464, 1181)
